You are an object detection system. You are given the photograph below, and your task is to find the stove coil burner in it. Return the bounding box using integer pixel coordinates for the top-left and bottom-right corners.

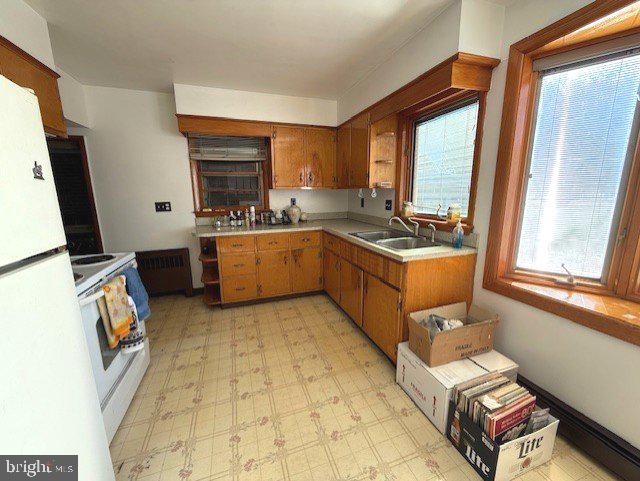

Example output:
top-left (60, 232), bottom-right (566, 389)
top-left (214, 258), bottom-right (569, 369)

top-left (72, 254), bottom-right (116, 265)
top-left (73, 272), bottom-right (84, 282)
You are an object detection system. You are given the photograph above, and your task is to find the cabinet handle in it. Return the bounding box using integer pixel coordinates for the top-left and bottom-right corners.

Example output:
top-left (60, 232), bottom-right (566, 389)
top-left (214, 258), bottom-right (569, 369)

top-left (308, 172), bottom-right (313, 183)
top-left (233, 263), bottom-right (244, 268)
top-left (256, 258), bottom-right (261, 265)
top-left (299, 172), bottom-right (304, 183)
top-left (231, 243), bottom-right (243, 248)
top-left (235, 287), bottom-right (245, 291)
top-left (258, 285), bottom-right (262, 295)
top-left (268, 241), bottom-right (277, 245)
top-left (284, 256), bottom-right (288, 265)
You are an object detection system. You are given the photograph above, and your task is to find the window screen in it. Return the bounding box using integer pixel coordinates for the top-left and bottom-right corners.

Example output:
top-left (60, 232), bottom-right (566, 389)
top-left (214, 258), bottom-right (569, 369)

top-left (515, 50), bottom-right (640, 280)
top-left (411, 98), bottom-right (479, 217)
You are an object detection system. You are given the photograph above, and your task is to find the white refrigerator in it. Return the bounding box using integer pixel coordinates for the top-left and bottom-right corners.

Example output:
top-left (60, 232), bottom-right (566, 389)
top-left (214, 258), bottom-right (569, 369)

top-left (0, 75), bottom-right (115, 481)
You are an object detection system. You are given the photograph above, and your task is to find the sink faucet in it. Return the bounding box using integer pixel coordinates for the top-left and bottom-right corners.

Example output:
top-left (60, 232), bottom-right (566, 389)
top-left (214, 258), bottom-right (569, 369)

top-left (388, 216), bottom-right (420, 236)
top-left (427, 223), bottom-right (436, 243)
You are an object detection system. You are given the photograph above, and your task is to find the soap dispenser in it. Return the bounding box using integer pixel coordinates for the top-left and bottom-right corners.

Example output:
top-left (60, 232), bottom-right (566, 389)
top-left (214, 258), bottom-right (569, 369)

top-left (451, 219), bottom-right (464, 249)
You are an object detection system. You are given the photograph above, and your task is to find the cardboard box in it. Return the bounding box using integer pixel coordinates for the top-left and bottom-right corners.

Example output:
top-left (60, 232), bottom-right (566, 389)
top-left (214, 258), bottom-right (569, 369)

top-left (396, 342), bottom-right (488, 434)
top-left (470, 351), bottom-right (519, 382)
top-left (408, 302), bottom-right (499, 367)
top-left (447, 402), bottom-right (559, 481)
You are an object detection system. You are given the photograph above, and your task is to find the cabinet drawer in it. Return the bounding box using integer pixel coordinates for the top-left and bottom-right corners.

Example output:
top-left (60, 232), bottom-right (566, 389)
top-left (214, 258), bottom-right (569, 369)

top-left (222, 275), bottom-right (258, 303)
top-left (217, 235), bottom-right (256, 253)
top-left (340, 240), bottom-right (358, 263)
top-left (323, 233), bottom-right (340, 254)
top-left (256, 233), bottom-right (290, 251)
top-left (219, 253), bottom-right (256, 277)
top-left (356, 247), bottom-right (403, 288)
top-left (290, 231), bottom-right (321, 249)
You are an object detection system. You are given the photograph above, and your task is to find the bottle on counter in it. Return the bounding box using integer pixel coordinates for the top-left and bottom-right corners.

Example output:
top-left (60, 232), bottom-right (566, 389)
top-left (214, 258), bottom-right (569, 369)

top-left (451, 219), bottom-right (464, 249)
top-left (229, 210), bottom-right (236, 227)
top-left (249, 206), bottom-right (256, 227)
top-left (237, 210), bottom-right (244, 227)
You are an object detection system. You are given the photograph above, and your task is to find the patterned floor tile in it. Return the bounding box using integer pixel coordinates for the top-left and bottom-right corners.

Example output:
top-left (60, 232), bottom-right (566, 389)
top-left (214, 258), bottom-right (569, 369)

top-left (110, 294), bottom-right (623, 481)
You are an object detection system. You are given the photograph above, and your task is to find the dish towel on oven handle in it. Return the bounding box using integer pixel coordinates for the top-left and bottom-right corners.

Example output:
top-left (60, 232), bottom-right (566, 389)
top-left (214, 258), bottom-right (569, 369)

top-left (97, 296), bottom-right (119, 349)
top-left (123, 267), bottom-right (150, 321)
top-left (120, 295), bottom-right (146, 354)
top-left (102, 275), bottom-right (132, 338)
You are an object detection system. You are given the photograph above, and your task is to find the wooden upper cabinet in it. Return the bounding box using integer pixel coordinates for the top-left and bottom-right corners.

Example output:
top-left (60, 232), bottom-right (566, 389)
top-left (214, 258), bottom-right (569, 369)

top-left (369, 113), bottom-right (398, 189)
top-left (363, 273), bottom-right (401, 362)
top-left (0, 36), bottom-right (66, 137)
top-left (349, 111), bottom-right (370, 188)
top-left (272, 125), bottom-right (336, 189)
top-left (336, 123), bottom-right (351, 188)
top-left (305, 127), bottom-right (335, 188)
top-left (271, 125), bottom-right (306, 188)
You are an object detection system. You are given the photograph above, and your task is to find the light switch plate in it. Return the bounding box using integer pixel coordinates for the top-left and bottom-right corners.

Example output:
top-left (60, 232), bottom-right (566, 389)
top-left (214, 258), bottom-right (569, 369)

top-left (155, 201), bottom-right (171, 212)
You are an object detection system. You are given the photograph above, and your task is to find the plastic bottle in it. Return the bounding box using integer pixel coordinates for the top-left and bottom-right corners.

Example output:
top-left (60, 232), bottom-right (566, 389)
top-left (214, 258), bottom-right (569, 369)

top-left (452, 219), bottom-right (464, 249)
top-left (229, 211), bottom-right (236, 227)
top-left (249, 206), bottom-right (256, 227)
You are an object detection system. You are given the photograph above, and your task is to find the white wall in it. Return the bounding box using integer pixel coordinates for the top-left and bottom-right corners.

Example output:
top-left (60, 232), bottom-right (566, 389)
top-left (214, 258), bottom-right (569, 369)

top-left (76, 86), bottom-right (203, 286)
top-left (471, 0), bottom-right (640, 448)
top-left (269, 190), bottom-right (348, 215)
top-left (0, 0), bottom-right (55, 69)
top-left (174, 83), bottom-right (337, 126)
top-left (58, 69), bottom-right (91, 127)
top-left (347, 188), bottom-right (395, 219)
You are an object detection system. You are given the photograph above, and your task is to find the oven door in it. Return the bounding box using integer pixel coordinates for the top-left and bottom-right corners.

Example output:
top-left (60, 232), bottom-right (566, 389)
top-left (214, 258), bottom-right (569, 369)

top-left (79, 296), bottom-right (138, 406)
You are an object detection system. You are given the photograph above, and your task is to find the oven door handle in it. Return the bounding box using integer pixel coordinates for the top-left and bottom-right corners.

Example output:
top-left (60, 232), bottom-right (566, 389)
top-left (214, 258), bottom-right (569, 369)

top-left (79, 289), bottom-right (105, 307)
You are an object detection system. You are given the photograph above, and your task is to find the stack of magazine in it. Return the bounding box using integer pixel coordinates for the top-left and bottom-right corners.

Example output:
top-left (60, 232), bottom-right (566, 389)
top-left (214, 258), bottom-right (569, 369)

top-left (454, 372), bottom-right (548, 444)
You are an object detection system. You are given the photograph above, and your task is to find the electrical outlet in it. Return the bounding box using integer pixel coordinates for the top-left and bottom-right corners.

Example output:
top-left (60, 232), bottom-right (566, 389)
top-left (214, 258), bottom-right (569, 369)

top-left (360, 198), bottom-right (365, 208)
top-left (385, 199), bottom-right (392, 211)
top-left (155, 201), bottom-right (171, 212)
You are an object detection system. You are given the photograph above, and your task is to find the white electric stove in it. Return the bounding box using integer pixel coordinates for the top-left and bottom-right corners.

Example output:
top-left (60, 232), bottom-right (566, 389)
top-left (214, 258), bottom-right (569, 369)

top-left (71, 252), bottom-right (150, 443)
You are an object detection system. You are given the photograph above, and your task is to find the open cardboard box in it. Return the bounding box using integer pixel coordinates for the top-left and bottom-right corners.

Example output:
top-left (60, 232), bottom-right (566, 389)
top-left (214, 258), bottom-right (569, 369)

top-left (408, 302), bottom-right (499, 367)
top-left (447, 401), bottom-right (559, 481)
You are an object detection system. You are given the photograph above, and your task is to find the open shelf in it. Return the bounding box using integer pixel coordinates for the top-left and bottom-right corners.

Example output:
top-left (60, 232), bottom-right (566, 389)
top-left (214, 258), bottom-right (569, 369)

top-left (203, 286), bottom-right (221, 306)
top-left (199, 253), bottom-right (218, 264)
top-left (201, 269), bottom-right (220, 285)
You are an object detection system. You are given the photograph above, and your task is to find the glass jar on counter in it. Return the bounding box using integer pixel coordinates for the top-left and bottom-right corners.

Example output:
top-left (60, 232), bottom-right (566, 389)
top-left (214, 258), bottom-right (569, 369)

top-left (401, 201), bottom-right (414, 217)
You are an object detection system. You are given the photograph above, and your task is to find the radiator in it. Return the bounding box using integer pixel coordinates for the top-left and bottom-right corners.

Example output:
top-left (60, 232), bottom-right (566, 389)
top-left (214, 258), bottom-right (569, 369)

top-left (135, 248), bottom-right (194, 296)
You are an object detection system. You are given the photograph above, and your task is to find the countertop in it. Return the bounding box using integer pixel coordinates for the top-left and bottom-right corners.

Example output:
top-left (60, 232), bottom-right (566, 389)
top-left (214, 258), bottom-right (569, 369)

top-left (192, 219), bottom-right (476, 262)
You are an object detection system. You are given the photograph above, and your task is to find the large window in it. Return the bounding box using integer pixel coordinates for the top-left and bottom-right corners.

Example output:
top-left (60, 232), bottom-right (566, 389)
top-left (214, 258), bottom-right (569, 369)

top-left (409, 96), bottom-right (481, 224)
top-left (515, 51), bottom-right (640, 281)
top-left (483, 1), bottom-right (640, 347)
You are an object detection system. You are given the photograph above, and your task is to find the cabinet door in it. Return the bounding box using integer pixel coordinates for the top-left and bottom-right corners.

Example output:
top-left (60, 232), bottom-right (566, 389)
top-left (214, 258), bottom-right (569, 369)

top-left (291, 247), bottom-right (323, 293)
top-left (369, 113), bottom-right (398, 189)
top-left (305, 128), bottom-right (335, 188)
top-left (272, 125), bottom-right (306, 188)
top-left (257, 250), bottom-right (291, 298)
top-left (336, 123), bottom-right (351, 188)
top-left (340, 261), bottom-right (363, 327)
top-left (349, 112), bottom-right (370, 188)
top-left (363, 274), bottom-right (401, 362)
top-left (0, 41), bottom-right (66, 137)
top-left (323, 248), bottom-right (341, 303)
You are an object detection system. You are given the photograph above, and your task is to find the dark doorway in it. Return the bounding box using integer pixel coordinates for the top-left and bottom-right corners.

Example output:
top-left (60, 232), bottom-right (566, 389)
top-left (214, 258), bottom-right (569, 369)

top-left (47, 136), bottom-right (103, 255)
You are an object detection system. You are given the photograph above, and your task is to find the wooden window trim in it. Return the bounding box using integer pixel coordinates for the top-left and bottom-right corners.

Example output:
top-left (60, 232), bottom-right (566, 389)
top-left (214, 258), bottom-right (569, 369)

top-left (483, 0), bottom-right (640, 347)
top-left (396, 90), bottom-right (487, 234)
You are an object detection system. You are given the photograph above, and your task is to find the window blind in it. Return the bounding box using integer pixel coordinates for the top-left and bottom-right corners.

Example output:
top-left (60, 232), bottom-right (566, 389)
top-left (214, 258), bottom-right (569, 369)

top-left (515, 51), bottom-right (640, 280)
top-left (411, 99), bottom-right (479, 217)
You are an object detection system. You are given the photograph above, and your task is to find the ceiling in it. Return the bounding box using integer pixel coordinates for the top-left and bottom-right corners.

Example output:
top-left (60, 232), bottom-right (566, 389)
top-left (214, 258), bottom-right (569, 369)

top-left (25, 0), bottom-right (454, 99)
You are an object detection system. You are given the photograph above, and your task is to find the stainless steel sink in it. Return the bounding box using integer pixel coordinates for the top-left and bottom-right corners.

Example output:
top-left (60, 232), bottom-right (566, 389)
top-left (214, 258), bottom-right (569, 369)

top-left (376, 237), bottom-right (441, 250)
top-left (350, 230), bottom-right (413, 242)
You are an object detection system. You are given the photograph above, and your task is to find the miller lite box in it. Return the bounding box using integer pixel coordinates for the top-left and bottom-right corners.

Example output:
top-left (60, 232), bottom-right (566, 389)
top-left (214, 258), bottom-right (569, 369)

top-left (446, 401), bottom-right (559, 481)
top-left (396, 342), bottom-right (488, 433)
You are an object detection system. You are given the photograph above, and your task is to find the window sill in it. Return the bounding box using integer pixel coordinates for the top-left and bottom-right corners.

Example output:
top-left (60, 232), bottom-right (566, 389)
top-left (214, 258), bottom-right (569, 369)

top-left (400, 215), bottom-right (474, 234)
top-left (483, 277), bottom-right (640, 346)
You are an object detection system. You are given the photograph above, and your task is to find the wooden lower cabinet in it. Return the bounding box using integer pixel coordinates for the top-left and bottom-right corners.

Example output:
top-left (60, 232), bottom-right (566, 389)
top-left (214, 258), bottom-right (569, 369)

top-left (323, 248), bottom-right (341, 303)
top-left (291, 247), bottom-right (323, 293)
top-left (362, 274), bottom-right (401, 362)
top-left (257, 250), bottom-right (291, 298)
top-left (222, 274), bottom-right (258, 303)
top-left (339, 261), bottom-right (363, 327)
